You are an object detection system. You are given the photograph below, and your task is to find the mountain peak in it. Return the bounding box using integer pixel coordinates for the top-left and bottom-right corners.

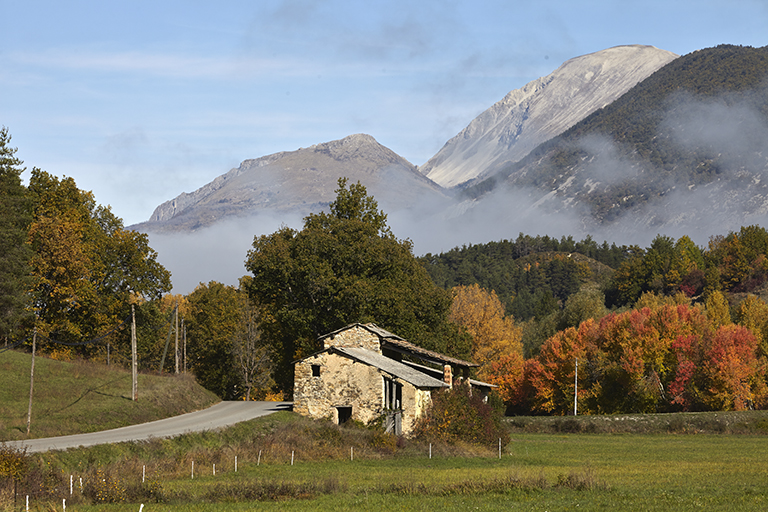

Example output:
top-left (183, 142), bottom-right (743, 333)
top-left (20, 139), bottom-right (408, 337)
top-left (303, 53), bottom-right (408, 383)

top-left (420, 45), bottom-right (678, 188)
top-left (136, 134), bottom-right (444, 232)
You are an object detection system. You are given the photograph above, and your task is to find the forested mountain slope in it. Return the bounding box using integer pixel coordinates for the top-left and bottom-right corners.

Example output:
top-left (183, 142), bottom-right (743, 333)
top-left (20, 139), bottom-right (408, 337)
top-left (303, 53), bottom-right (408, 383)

top-left (419, 234), bottom-right (630, 320)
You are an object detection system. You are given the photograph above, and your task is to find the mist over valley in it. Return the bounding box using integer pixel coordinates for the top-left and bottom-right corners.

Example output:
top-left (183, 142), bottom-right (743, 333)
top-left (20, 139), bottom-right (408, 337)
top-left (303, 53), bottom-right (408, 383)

top-left (132, 44), bottom-right (768, 293)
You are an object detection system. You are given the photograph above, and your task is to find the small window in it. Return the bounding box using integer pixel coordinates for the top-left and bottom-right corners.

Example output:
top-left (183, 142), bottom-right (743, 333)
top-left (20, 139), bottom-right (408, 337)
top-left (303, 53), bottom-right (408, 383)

top-left (311, 364), bottom-right (321, 377)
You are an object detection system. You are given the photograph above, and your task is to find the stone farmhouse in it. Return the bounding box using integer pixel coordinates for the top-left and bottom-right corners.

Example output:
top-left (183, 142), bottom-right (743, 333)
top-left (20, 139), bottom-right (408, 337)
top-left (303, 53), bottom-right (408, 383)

top-left (293, 323), bottom-right (494, 436)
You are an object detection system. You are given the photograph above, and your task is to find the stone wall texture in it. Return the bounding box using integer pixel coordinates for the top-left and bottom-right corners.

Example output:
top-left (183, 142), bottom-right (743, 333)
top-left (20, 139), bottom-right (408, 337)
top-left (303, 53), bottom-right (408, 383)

top-left (322, 325), bottom-right (381, 351)
top-left (294, 325), bottom-right (435, 435)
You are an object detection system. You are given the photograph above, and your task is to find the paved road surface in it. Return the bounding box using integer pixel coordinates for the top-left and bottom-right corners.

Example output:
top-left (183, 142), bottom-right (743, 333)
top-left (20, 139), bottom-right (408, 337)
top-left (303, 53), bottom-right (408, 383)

top-left (5, 401), bottom-right (292, 453)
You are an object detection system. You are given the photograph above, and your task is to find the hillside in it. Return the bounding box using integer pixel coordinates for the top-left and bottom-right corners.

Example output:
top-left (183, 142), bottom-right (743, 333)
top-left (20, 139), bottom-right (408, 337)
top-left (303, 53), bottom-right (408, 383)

top-left (420, 234), bottom-right (626, 320)
top-left (420, 45), bottom-right (678, 188)
top-left (466, 45), bottom-right (768, 234)
top-left (0, 350), bottom-right (219, 441)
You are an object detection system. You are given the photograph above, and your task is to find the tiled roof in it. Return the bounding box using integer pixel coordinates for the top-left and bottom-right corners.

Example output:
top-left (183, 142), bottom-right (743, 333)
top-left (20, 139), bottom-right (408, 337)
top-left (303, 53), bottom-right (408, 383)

top-left (334, 347), bottom-right (450, 389)
top-left (382, 337), bottom-right (478, 368)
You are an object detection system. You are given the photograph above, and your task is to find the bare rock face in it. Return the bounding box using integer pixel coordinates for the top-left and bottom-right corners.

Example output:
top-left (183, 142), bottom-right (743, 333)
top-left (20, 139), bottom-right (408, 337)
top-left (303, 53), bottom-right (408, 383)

top-left (420, 45), bottom-right (679, 188)
top-left (137, 134), bottom-right (448, 232)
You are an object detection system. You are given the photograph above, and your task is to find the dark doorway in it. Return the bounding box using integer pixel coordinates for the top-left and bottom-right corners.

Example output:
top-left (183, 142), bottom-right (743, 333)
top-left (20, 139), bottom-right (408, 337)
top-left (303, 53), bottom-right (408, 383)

top-left (337, 406), bottom-right (352, 425)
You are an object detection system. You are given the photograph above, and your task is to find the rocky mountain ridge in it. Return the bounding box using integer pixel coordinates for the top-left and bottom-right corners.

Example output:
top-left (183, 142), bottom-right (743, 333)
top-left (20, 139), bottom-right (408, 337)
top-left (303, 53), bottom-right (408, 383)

top-left (137, 46), bottom-right (679, 235)
top-left (137, 133), bottom-right (448, 233)
top-left (419, 45), bottom-right (679, 188)
top-left (466, 44), bottom-right (768, 240)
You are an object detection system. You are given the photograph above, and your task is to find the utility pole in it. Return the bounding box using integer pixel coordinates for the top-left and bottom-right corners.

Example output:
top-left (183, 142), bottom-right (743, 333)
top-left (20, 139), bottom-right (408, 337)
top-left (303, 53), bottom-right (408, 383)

top-left (574, 358), bottom-right (578, 416)
top-left (182, 319), bottom-right (187, 374)
top-left (132, 305), bottom-right (138, 401)
top-left (26, 324), bottom-right (37, 435)
top-left (174, 301), bottom-right (179, 374)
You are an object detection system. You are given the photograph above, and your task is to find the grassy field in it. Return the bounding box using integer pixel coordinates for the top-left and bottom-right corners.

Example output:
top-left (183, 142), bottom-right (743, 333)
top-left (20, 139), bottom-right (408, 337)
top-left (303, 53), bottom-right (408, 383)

top-left (3, 350), bottom-right (768, 510)
top-left (0, 349), bottom-right (219, 441)
top-left (5, 411), bottom-right (768, 511)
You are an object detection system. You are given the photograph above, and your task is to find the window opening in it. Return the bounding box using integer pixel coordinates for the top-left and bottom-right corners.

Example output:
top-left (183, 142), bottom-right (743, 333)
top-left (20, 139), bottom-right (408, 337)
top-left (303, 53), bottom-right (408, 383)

top-left (383, 377), bottom-right (402, 410)
top-left (311, 364), bottom-right (321, 377)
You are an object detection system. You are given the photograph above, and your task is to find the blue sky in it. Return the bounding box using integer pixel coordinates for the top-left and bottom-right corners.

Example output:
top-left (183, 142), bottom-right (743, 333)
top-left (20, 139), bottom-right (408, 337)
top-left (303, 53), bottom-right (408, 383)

top-left (2, 0), bottom-right (767, 226)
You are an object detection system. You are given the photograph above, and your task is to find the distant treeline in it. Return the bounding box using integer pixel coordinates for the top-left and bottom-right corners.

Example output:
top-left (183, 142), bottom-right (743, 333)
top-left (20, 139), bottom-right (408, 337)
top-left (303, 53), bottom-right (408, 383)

top-left (422, 224), bottom-right (768, 323)
top-left (419, 234), bottom-right (632, 321)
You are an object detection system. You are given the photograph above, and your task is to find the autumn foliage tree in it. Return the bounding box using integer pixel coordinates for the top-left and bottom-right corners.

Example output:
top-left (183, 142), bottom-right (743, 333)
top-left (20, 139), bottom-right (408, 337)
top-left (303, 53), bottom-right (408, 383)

top-left (521, 303), bottom-right (768, 414)
top-left (449, 284), bottom-right (523, 371)
top-left (448, 284), bottom-right (524, 403)
top-left (26, 169), bottom-right (171, 356)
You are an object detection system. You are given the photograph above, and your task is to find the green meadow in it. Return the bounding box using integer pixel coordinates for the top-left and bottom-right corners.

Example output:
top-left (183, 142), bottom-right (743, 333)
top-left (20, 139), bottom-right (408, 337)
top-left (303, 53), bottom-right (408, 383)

top-left (0, 350), bottom-right (218, 441)
top-left (3, 353), bottom-right (768, 511)
top-left (9, 413), bottom-right (768, 511)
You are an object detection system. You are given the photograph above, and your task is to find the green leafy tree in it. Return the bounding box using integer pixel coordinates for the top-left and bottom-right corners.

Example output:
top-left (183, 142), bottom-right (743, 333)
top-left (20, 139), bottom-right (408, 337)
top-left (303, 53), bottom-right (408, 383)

top-left (559, 286), bottom-right (608, 330)
top-left (245, 178), bottom-right (469, 394)
top-left (186, 281), bottom-right (243, 398)
top-left (0, 128), bottom-right (34, 341)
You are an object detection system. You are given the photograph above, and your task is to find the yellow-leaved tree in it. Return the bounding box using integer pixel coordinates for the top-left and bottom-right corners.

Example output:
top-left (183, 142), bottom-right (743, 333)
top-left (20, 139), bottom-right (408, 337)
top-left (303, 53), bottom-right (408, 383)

top-left (449, 284), bottom-right (524, 403)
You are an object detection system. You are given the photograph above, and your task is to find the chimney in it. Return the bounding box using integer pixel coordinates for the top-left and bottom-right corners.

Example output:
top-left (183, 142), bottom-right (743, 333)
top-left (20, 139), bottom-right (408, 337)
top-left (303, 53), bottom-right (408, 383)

top-left (443, 364), bottom-right (452, 388)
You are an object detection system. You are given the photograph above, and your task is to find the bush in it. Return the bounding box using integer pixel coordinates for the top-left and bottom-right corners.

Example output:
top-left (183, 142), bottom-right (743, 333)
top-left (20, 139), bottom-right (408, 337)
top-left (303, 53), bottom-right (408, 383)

top-left (412, 386), bottom-right (509, 446)
top-left (83, 469), bottom-right (127, 504)
top-left (0, 444), bottom-right (28, 481)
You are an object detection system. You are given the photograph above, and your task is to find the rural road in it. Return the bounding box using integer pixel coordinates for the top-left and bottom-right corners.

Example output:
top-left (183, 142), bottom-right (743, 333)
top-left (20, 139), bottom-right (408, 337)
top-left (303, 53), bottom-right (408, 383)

top-left (5, 401), bottom-right (292, 453)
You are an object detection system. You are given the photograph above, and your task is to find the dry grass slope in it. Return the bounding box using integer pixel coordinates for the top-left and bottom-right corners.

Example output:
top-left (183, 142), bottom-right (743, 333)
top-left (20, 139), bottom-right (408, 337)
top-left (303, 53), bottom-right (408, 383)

top-left (0, 350), bottom-right (219, 441)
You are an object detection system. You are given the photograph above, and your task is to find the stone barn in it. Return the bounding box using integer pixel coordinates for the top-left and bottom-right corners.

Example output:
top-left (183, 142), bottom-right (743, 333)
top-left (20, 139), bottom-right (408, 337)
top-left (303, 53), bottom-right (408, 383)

top-left (293, 323), bottom-right (493, 436)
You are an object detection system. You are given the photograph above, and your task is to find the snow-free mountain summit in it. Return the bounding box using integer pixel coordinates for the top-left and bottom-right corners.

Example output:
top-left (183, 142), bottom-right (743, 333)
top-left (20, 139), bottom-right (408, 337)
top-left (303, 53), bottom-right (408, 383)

top-left (137, 46), bottom-right (679, 235)
top-left (136, 134), bottom-right (448, 233)
top-left (419, 45), bottom-right (678, 188)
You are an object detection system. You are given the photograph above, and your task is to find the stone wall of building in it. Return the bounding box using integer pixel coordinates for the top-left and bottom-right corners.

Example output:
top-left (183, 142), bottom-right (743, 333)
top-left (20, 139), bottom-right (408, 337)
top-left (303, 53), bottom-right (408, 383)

top-left (322, 325), bottom-right (381, 352)
top-left (294, 351), bottom-right (384, 425)
top-left (400, 386), bottom-right (433, 434)
top-left (294, 349), bottom-right (432, 435)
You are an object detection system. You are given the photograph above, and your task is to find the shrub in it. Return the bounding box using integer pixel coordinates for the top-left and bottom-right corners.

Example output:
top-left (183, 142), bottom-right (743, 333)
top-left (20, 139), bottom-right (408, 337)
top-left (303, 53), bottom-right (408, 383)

top-left (83, 469), bottom-right (127, 504)
top-left (0, 444), bottom-right (28, 481)
top-left (370, 431), bottom-right (397, 453)
top-left (412, 386), bottom-right (509, 446)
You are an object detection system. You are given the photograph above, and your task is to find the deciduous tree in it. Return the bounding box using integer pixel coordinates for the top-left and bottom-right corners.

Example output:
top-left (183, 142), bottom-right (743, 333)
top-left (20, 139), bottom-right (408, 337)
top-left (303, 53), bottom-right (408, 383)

top-left (245, 178), bottom-right (469, 394)
top-left (27, 169), bottom-right (171, 355)
top-left (701, 324), bottom-right (764, 410)
top-left (186, 281), bottom-right (242, 398)
top-left (448, 284), bottom-right (524, 402)
top-left (448, 284), bottom-right (523, 373)
top-left (232, 279), bottom-right (274, 401)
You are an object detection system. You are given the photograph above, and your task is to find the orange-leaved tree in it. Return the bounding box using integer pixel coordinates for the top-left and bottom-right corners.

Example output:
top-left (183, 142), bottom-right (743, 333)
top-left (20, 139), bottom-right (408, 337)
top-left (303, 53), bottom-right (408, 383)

top-left (449, 284), bottom-right (524, 402)
top-left (701, 324), bottom-right (765, 410)
top-left (522, 302), bottom-right (768, 414)
top-left (522, 319), bottom-right (598, 414)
